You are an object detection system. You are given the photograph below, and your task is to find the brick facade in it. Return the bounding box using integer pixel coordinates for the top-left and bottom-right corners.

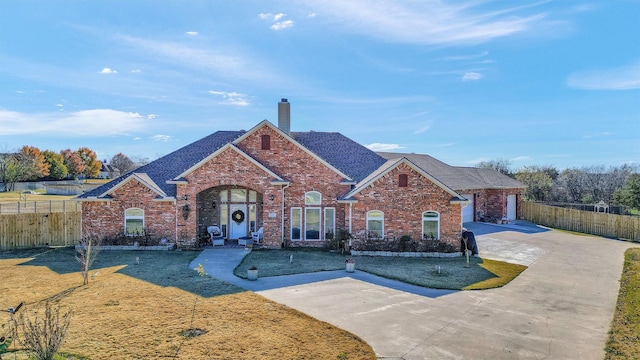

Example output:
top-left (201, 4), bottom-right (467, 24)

top-left (80, 121), bottom-right (520, 248)
top-left (350, 163), bottom-right (463, 244)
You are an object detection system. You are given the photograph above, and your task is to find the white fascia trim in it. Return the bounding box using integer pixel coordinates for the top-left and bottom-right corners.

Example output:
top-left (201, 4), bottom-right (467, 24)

top-left (153, 197), bottom-right (177, 203)
top-left (77, 197), bottom-right (112, 202)
top-left (100, 173), bottom-right (167, 198)
top-left (166, 180), bottom-right (188, 184)
top-left (170, 142), bottom-right (286, 182)
top-left (232, 120), bottom-right (354, 182)
top-left (271, 180), bottom-right (291, 186)
top-left (337, 199), bottom-right (358, 204)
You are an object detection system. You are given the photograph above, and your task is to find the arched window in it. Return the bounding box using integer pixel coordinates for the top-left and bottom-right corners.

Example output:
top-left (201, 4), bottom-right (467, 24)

top-left (125, 208), bottom-right (144, 236)
top-left (261, 134), bottom-right (271, 150)
top-left (366, 210), bottom-right (384, 239)
top-left (304, 191), bottom-right (321, 205)
top-left (422, 211), bottom-right (440, 240)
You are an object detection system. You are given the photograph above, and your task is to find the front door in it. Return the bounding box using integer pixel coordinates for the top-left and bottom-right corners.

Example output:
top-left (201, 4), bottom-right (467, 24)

top-left (229, 204), bottom-right (247, 239)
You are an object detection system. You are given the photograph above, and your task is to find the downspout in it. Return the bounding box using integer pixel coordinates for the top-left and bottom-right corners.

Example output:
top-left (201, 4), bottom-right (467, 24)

top-left (348, 202), bottom-right (353, 249)
top-left (281, 183), bottom-right (290, 246)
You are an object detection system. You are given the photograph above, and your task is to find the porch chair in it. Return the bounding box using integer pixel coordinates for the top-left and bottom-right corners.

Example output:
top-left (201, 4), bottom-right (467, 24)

top-left (252, 227), bottom-right (263, 243)
top-left (207, 226), bottom-right (224, 246)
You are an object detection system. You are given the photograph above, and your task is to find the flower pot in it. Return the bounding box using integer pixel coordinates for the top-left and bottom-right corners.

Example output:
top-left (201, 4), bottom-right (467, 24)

top-left (247, 269), bottom-right (258, 281)
top-left (345, 262), bottom-right (355, 273)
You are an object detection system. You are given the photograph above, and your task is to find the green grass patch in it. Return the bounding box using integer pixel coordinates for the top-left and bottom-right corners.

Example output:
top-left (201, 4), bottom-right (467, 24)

top-left (1, 247), bottom-right (244, 297)
top-left (605, 248), bottom-right (640, 359)
top-left (235, 248), bottom-right (526, 290)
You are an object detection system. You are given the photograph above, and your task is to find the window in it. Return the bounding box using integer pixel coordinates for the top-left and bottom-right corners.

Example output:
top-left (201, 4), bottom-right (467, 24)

top-left (125, 208), bottom-right (144, 236)
top-left (230, 189), bottom-right (246, 202)
top-left (422, 211), bottom-right (440, 240)
top-left (324, 208), bottom-right (335, 240)
top-left (366, 210), bottom-right (384, 239)
top-left (399, 174), bottom-right (408, 187)
top-left (305, 191), bottom-right (321, 205)
top-left (305, 208), bottom-right (321, 240)
top-left (291, 207), bottom-right (302, 240)
top-left (261, 134), bottom-right (271, 150)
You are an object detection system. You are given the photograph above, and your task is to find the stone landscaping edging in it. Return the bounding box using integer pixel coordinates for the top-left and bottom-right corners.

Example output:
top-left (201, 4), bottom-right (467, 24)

top-left (75, 244), bottom-right (176, 251)
top-left (350, 250), bottom-right (461, 258)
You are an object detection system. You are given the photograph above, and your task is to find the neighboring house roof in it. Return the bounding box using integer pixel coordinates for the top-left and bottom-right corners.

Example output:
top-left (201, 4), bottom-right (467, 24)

top-left (377, 152), bottom-right (525, 190)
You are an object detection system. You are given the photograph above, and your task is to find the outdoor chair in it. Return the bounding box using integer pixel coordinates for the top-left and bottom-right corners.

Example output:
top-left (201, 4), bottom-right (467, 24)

top-left (207, 225), bottom-right (224, 246)
top-left (252, 227), bottom-right (263, 243)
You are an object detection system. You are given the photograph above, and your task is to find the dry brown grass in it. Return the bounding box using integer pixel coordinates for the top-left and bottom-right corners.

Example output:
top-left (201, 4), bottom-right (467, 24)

top-left (1, 257), bottom-right (375, 360)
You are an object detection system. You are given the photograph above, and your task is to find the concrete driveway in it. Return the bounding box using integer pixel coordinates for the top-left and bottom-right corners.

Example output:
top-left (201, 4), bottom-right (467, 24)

top-left (258, 222), bottom-right (638, 359)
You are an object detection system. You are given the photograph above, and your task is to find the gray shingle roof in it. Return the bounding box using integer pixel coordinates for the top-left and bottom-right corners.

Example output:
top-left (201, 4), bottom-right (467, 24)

top-left (293, 131), bottom-right (387, 183)
top-left (376, 152), bottom-right (524, 190)
top-left (79, 124), bottom-right (522, 201)
top-left (79, 130), bottom-right (244, 199)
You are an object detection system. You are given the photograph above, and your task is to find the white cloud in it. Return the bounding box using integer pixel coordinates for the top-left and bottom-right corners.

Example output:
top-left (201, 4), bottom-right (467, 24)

top-left (510, 156), bottom-right (532, 162)
top-left (414, 123), bottom-right (431, 134)
top-left (208, 91), bottom-right (250, 106)
top-left (305, 1), bottom-right (549, 45)
top-left (186, 31), bottom-right (199, 36)
top-left (258, 13), bottom-right (273, 19)
top-left (308, 13), bottom-right (317, 18)
top-left (567, 62), bottom-right (640, 90)
top-left (0, 109), bottom-right (149, 136)
top-left (365, 143), bottom-right (405, 151)
top-left (147, 114), bottom-right (157, 119)
top-left (273, 13), bottom-right (286, 21)
top-left (271, 20), bottom-right (294, 30)
top-left (151, 134), bottom-right (172, 141)
top-left (442, 51), bottom-right (489, 61)
top-left (583, 131), bottom-right (612, 139)
top-left (462, 72), bottom-right (484, 81)
top-left (131, 69), bottom-right (142, 73)
top-left (99, 67), bottom-right (118, 74)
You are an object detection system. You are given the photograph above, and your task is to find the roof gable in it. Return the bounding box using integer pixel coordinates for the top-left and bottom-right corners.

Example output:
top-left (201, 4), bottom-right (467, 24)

top-left (343, 157), bottom-right (464, 200)
top-left (171, 143), bottom-right (286, 182)
top-left (99, 172), bottom-right (167, 198)
top-left (233, 120), bottom-right (354, 181)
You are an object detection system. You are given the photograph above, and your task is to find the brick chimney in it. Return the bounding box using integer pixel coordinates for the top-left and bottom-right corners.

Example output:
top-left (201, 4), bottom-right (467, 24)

top-left (278, 98), bottom-right (290, 135)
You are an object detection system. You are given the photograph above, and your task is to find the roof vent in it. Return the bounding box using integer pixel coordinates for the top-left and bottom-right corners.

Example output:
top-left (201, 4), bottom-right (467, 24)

top-left (278, 98), bottom-right (290, 135)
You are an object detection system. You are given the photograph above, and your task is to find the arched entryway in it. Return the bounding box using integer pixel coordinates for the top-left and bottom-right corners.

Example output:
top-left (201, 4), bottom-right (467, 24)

top-left (196, 186), bottom-right (263, 240)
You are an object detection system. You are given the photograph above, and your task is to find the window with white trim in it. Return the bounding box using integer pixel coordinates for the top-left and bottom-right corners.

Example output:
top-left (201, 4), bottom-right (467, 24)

top-left (305, 208), bottom-right (321, 240)
top-left (291, 207), bottom-right (302, 240)
top-left (422, 211), bottom-right (440, 240)
top-left (366, 210), bottom-right (384, 239)
top-left (324, 207), bottom-right (335, 240)
top-left (304, 191), bottom-right (321, 205)
top-left (125, 208), bottom-right (144, 236)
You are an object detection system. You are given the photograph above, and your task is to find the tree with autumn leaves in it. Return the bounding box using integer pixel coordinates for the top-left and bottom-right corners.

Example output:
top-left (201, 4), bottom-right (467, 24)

top-left (0, 146), bottom-right (103, 191)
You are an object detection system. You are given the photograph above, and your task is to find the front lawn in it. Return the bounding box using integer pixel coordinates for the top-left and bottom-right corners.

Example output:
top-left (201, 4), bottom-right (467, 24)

top-left (0, 248), bottom-right (376, 359)
top-left (605, 247), bottom-right (640, 359)
top-left (234, 248), bottom-right (527, 290)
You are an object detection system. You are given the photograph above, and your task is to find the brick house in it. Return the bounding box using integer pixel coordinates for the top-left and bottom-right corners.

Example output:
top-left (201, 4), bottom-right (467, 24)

top-left (78, 99), bottom-right (524, 248)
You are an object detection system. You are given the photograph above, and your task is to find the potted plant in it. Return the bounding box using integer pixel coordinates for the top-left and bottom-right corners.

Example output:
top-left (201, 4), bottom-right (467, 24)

top-left (247, 266), bottom-right (258, 280)
top-left (345, 257), bottom-right (355, 273)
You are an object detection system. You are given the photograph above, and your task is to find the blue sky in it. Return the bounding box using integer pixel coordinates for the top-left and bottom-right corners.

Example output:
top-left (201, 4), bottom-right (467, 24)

top-left (1, 0), bottom-right (639, 170)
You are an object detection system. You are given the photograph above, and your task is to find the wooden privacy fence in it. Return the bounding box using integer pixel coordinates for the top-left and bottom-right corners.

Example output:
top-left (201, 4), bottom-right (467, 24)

top-left (521, 201), bottom-right (640, 242)
top-left (0, 211), bottom-right (82, 250)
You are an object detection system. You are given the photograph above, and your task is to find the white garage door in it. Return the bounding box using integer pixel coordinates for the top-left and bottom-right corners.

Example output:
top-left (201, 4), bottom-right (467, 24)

top-left (462, 194), bottom-right (474, 223)
top-left (507, 194), bottom-right (517, 220)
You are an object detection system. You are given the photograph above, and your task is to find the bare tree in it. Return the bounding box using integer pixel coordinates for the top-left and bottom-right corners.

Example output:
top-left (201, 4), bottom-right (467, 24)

top-left (14, 301), bottom-right (71, 360)
top-left (477, 158), bottom-right (513, 177)
top-left (76, 233), bottom-right (102, 286)
top-left (109, 152), bottom-right (135, 176)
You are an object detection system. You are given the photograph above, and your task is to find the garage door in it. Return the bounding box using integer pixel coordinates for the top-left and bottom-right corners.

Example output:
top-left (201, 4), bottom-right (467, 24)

top-left (461, 194), bottom-right (474, 222)
top-left (507, 194), bottom-right (517, 220)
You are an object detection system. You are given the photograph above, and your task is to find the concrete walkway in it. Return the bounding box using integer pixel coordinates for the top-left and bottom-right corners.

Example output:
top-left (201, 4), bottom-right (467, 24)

top-left (191, 222), bottom-right (639, 359)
